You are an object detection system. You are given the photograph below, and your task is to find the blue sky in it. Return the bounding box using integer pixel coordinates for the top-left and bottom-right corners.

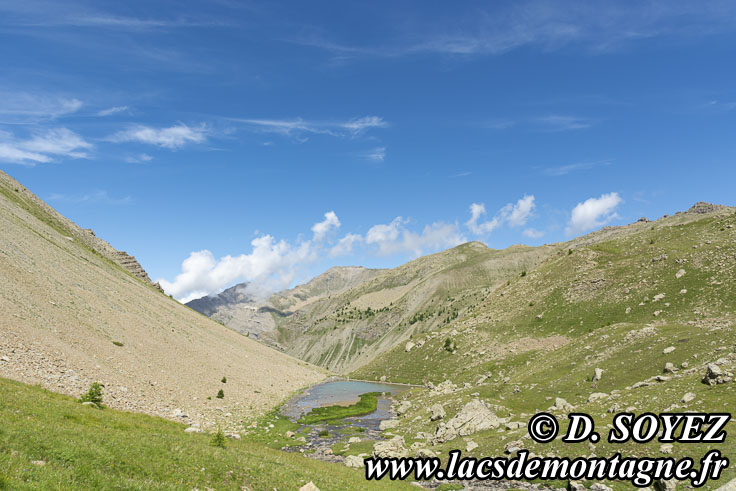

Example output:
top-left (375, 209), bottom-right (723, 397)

top-left (1, 0), bottom-right (735, 301)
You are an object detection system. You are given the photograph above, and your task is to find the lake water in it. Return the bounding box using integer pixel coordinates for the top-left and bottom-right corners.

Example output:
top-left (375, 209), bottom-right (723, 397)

top-left (281, 380), bottom-right (408, 421)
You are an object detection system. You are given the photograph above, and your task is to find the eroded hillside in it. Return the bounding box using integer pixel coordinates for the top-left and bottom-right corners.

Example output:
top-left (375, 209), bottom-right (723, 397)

top-left (0, 170), bottom-right (326, 431)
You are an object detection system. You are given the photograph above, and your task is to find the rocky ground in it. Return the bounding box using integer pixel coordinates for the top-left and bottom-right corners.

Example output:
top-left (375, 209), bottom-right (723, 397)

top-left (0, 170), bottom-right (327, 433)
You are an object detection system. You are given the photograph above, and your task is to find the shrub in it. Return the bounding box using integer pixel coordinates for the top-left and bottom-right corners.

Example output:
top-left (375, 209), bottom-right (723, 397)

top-left (568, 249), bottom-right (573, 255)
top-left (112, 341), bottom-right (124, 347)
top-left (80, 382), bottom-right (103, 406)
top-left (216, 389), bottom-right (224, 399)
top-left (221, 376), bottom-right (227, 384)
top-left (520, 270), bottom-right (527, 277)
top-left (210, 428), bottom-right (227, 448)
top-left (444, 338), bottom-right (456, 353)
top-left (318, 429), bottom-right (329, 438)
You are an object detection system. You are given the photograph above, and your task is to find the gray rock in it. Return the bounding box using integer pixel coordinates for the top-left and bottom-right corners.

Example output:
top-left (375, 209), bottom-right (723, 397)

top-left (434, 399), bottom-right (501, 443)
top-left (299, 482), bottom-right (320, 491)
top-left (429, 404), bottom-right (446, 421)
top-left (344, 455), bottom-right (364, 468)
top-left (379, 419), bottom-right (399, 430)
top-left (593, 368), bottom-right (604, 382)
top-left (373, 436), bottom-right (408, 458)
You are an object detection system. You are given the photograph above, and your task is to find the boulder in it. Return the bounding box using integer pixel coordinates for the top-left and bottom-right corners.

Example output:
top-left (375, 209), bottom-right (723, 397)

top-left (593, 368), bottom-right (604, 382)
top-left (405, 342), bottom-right (415, 352)
top-left (675, 269), bottom-right (686, 279)
top-left (663, 346), bottom-right (676, 354)
top-left (429, 404), bottom-right (446, 421)
top-left (567, 481), bottom-right (586, 491)
top-left (702, 363), bottom-right (731, 385)
top-left (299, 482), bottom-right (320, 491)
top-left (590, 484), bottom-right (613, 491)
top-left (588, 392), bottom-right (609, 402)
top-left (285, 431), bottom-right (295, 438)
top-left (348, 437), bottom-right (361, 444)
top-left (373, 436), bottom-right (408, 458)
top-left (344, 455), bottom-right (364, 468)
top-left (395, 400), bottom-right (412, 416)
top-left (466, 440), bottom-right (479, 452)
top-left (416, 448), bottom-right (436, 458)
top-left (550, 397), bottom-right (574, 412)
top-left (654, 478), bottom-right (677, 491)
top-left (681, 392), bottom-right (696, 403)
top-left (433, 399), bottom-right (501, 443)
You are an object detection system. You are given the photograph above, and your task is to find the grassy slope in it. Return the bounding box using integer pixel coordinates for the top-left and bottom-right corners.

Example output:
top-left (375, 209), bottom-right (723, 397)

top-left (0, 378), bottom-right (408, 490)
top-left (349, 210), bottom-right (736, 489)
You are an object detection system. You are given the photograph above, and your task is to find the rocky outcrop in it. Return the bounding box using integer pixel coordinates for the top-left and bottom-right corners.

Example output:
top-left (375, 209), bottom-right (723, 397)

top-left (433, 399), bottom-right (501, 443)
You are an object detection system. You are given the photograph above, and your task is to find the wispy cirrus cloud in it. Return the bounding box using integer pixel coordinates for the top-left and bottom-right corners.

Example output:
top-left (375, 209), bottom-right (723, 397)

top-left (0, 128), bottom-right (92, 165)
top-left (97, 106), bottom-right (129, 117)
top-left (47, 190), bottom-right (132, 205)
top-left (294, 1), bottom-right (736, 59)
top-left (230, 115), bottom-right (387, 140)
top-left (0, 92), bottom-right (83, 124)
top-left (108, 123), bottom-right (207, 149)
top-left (534, 115), bottom-right (595, 132)
top-left (544, 159), bottom-right (613, 176)
top-left (360, 146), bottom-right (386, 162)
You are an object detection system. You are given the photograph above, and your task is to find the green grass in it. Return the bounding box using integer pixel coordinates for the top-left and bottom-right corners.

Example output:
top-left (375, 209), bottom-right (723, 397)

top-left (298, 392), bottom-right (380, 424)
top-left (0, 378), bottom-right (408, 490)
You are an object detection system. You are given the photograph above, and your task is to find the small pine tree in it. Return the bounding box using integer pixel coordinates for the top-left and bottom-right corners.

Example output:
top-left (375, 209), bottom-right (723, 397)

top-left (210, 428), bottom-right (227, 448)
top-left (80, 382), bottom-right (104, 406)
top-left (221, 376), bottom-right (227, 384)
top-left (520, 270), bottom-right (527, 277)
top-left (216, 389), bottom-right (225, 399)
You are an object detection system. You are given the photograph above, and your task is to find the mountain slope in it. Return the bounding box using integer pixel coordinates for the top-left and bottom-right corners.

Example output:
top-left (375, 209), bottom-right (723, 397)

top-left (191, 241), bottom-right (554, 373)
top-left (0, 170), bottom-right (326, 429)
top-left (344, 204), bottom-right (736, 488)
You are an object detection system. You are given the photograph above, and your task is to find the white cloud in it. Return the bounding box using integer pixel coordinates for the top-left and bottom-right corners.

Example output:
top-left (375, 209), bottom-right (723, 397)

top-left (311, 211), bottom-right (341, 241)
top-left (362, 146), bottom-right (386, 162)
top-left (124, 153), bottom-right (153, 164)
top-left (465, 203), bottom-right (501, 235)
top-left (232, 116), bottom-right (387, 140)
top-left (0, 128), bottom-right (92, 165)
top-left (340, 116), bottom-right (388, 136)
top-left (0, 144), bottom-right (51, 165)
top-left (505, 195), bottom-right (535, 227)
top-left (97, 106), bottom-right (129, 116)
top-left (109, 123), bottom-right (207, 149)
top-left (159, 235), bottom-right (316, 303)
top-left (47, 190), bottom-right (131, 205)
top-left (535, 115), bottom-right (594, 132)
top-left (0, 92), bottom-right (83, 123)
top-left (523, 228), bottom-right (545, 239)
top-left (365, 217), bottom-right (465, 256)
top-left (330, 233), bottom-right (362, 257)
top-left (566, 192), bottom-right (622, 235)
top-left (466, 195), bottom-right (535, 235)
top-left (544, 159), bottom-right (612, 176)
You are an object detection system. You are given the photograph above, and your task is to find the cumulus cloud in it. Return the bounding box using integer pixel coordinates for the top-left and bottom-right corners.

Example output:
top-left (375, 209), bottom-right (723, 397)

top-left (159, 236), bottom-right (315, 303)
top-left (0, 128), bottom-right (92, 165)
top-left (330, 233), bottom-right (362, 257)
top-left (311, 211), bottom-right (341, 241)
top-left (466, 203), bottom-right (501, 235)
top-left (365, 217), bottom-right (465, 256)
top-left (109, 123), bottom-right (207, 149)
top-left (466, 195), bottom-right (535, 235)
top-left (566, 192), bottom-right (622, 235)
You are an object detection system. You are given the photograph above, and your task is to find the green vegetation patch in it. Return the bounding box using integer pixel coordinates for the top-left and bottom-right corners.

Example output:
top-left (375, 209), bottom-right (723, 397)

top-left (0, 378), bottom-right (408, 490)
top-left (298, 392), bottom-right (380, 424)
